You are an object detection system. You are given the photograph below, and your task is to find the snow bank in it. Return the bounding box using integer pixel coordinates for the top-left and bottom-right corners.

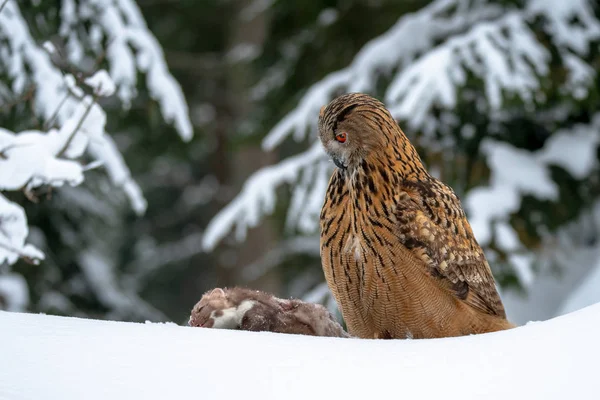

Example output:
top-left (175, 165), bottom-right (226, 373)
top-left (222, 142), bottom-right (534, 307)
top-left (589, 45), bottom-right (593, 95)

top-left (1, 303), bottom-right (599, 399)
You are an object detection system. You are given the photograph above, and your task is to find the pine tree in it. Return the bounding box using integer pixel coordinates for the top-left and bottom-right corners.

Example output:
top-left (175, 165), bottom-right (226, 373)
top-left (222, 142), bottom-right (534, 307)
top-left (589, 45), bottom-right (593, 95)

top-left (0, 0), bottom-right (192, 319)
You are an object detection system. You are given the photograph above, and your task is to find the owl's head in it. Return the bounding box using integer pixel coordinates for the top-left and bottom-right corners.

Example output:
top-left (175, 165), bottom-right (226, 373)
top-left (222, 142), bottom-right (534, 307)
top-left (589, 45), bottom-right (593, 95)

top-left (318, 93), bottom-right (389, 171)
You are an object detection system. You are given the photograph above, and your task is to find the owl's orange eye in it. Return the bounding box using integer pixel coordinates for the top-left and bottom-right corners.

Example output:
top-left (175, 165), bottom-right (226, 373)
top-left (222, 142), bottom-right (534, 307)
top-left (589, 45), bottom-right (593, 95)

top-left (335, 132), bottom-right (347, 143)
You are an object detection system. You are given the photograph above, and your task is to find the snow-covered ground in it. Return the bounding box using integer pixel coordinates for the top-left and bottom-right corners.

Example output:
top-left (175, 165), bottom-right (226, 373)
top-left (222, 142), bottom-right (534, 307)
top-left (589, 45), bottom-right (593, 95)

top-left (1, 304), bottom-right (599, 400)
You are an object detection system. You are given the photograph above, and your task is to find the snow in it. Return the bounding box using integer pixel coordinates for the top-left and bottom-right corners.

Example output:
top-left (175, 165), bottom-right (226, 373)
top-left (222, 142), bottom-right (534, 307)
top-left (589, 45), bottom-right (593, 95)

top-left (562, 54), bottom-right (595, 99)
top-left (317, 9), bottom-right (338, 26)
top-left (261, 69), bottom-right (348, 150)
top-left (0, 194), bottom-right (45, 266)
top-left (469, 116), bottom-right (600, 247)
top-left (503, 246), bottom-right (599, 325)
top-left (286, 160), bottom-right (331, 234)
top-left (494, 222), bottom-right (520, 252)
top-left (508, 254), bottom-right (535, 288)
top-left (84, 70), bottom-right (117, 97)
top-left (502, 199), bottom-right (600, 325)
top-left (0, 0), bottom-right (192, 266)
top-left (202, 143), bottom-right (326, 251)
top-left (226, 43), bottom-right (261, 64)
top-left (0, 274), bottom-right (29, 311)
top-left (82, 0), bottom-right (192, 140)
top-left (0, 304), bottom-right (599, 399)
top-left (558, 258), bottom-right (600, 316)
top-left (87, 135), bottom-right (148, 215)
top-left (529, 0), bottom-right (600, 55)
top-left (465, 185), bottom-right (520, 247)
top-left (261, 0), bottom-right (476, 149)
top-left (387, 12), bottom-right (548, 128)
top-left (484, 140), bottom-right (558, 200)
top-left (42, 40), bottom-right (56, 55)
top-left (0, 127), bottom-right (86, 191)
top-left (466, 115), bottom-right (600, 249)
top-left (537, 115), bottom-right (600, 179)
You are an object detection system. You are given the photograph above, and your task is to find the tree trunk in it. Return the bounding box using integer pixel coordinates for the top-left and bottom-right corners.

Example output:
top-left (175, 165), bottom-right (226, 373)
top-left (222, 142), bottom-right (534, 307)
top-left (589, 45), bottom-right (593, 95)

top-left (214, 0), bottom-right (280, 295)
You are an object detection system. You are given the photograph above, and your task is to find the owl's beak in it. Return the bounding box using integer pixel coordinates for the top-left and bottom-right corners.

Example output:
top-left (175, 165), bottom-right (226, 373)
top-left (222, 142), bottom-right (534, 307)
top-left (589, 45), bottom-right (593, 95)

top-left (331, 155), bottom-right (347, 170)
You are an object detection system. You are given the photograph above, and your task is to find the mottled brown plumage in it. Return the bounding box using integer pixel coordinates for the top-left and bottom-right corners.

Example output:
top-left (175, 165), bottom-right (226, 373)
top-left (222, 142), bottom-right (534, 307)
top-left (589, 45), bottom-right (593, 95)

top-left (318, 93), bottom-right (514, 339)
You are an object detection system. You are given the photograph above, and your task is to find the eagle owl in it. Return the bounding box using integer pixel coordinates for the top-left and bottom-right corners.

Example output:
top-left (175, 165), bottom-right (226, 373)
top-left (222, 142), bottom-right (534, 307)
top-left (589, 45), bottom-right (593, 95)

top-left (318, 93), bottom-right (514, 339)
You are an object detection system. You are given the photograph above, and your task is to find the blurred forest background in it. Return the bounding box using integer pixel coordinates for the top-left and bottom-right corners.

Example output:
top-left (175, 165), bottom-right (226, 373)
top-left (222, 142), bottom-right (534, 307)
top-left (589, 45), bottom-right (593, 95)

top-left (1, 0), bottom-right (599, 326)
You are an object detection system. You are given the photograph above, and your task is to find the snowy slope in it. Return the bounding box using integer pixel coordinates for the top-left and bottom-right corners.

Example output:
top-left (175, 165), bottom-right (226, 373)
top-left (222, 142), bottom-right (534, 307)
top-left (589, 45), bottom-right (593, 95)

top-left (0, 305), bottom-right (599, 400)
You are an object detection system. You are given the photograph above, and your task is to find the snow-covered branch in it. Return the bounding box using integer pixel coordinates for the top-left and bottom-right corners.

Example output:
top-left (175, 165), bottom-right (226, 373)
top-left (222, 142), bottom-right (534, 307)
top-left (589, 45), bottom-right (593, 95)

top-left (385, 11), bottom-right (549, 130)
top-left (0, 67), bottom-right (113, 265)
top-left (80, 0), bottom-right (193, 140)
top-left (202, 143), bottom-right (326, 250)
top-left (0, 195), bottom-right (45, 265)
top-left (0, 0), bottom-right (193, 267)
top-left (467, 114), bottom-right (600, 245)
top-left (261, 0), bottom-right (503, 149)
top-left (466, 115), bottom-right (600, 286)
top-left (263, 0), bottom-right (599, 148)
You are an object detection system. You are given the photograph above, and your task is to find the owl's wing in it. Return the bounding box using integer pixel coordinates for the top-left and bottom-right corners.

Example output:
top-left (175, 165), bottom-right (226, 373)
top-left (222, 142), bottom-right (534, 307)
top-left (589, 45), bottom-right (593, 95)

top-left (394, 179), bottom-right (506, 318)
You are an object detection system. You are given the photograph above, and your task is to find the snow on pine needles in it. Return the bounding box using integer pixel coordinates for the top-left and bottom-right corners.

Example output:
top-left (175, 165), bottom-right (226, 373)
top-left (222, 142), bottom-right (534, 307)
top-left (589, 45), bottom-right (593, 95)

top-left (0, 0), bottom-right (192, 308)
